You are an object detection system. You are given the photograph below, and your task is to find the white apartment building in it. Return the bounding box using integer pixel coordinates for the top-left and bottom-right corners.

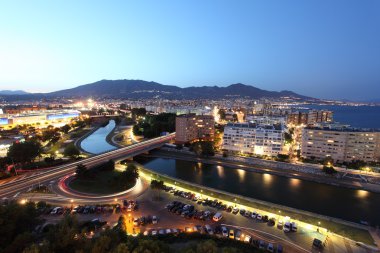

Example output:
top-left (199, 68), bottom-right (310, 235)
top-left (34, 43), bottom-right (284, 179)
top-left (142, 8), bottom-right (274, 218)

top-left (301, 127), bottom-right (380, 163)
top-left (223, 122), bottom-right (285, 156)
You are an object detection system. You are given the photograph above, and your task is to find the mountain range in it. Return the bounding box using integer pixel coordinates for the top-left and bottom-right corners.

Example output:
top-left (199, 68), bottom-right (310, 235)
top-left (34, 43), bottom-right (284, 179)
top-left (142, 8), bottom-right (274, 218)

top-left (0, 90), bottom-right (29, 95)
top-left (0, 79), bottom-right (315, 101)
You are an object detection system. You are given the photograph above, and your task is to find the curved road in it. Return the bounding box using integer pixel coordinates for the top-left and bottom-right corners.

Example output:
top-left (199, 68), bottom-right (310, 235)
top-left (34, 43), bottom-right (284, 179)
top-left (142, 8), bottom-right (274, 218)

top-left (0, 134), bottom-right (174, 200)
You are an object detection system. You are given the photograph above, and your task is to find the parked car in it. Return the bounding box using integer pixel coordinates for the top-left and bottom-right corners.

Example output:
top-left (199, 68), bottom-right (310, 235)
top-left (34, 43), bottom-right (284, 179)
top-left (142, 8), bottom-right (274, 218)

top-left (267, 243), bottom-right (274, 252)
top-left (283, 222), bottom-right (291, 232)
top-left (205, 225), bottom-right (214, 235)
top-left (213, 212), bottom-right (223, 222)
top-left (229, 229), bottom-right (235, 239)
top-left (221, 226), bottom-right (228, 237)
top-left (244, 235), bottom-right (252, 243)
top-left (291, 222), bottom-right (298, 232)
top-left (235, 230), bottom-right (242, 241)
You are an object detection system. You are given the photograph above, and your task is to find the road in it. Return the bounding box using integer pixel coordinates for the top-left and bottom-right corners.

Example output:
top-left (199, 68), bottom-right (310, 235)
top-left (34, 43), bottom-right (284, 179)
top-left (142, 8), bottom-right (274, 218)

top-left (0, 134), bottom-right (174, 200)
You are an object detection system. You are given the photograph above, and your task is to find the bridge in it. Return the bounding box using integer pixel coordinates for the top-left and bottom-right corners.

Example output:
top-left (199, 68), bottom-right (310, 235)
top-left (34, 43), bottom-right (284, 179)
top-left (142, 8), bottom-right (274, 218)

top-left (0, 133), bottom-right (175, 199)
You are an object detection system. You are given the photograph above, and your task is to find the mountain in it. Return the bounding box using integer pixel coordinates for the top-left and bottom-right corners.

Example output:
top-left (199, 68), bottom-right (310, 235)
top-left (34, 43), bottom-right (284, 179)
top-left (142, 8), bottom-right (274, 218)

top-left (47, 79), bottom-right (313, 100)
top-left (0, 90), bottom-right (29, 95)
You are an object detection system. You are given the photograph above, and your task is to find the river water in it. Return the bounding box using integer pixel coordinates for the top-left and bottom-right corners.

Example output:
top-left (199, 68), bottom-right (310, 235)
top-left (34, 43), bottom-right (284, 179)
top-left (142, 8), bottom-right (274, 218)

top-left (136, 156), bottom-right (380, 226)
top-left (80, 120), bottom-right (117, 154)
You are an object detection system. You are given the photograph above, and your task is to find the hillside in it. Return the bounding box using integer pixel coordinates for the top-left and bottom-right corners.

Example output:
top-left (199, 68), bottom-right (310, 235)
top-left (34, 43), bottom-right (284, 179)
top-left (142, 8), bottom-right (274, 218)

top-left (46, 79), bottom-right (312, 100)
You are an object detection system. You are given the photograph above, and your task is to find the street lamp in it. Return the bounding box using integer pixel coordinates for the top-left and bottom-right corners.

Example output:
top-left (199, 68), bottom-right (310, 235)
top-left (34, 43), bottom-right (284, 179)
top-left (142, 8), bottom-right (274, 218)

top-left (317, 221), bottom-right (321, 232)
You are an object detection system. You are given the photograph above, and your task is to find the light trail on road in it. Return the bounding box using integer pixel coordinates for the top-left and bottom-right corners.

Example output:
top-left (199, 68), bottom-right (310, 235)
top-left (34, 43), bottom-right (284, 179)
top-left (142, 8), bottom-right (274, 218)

top-left (0, 134), bottom-right (174, 199)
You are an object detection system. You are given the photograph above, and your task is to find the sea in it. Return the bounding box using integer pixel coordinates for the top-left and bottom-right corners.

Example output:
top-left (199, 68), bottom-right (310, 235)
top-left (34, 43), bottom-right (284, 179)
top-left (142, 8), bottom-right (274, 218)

top-left (302, 105), bottom-right (380, 129)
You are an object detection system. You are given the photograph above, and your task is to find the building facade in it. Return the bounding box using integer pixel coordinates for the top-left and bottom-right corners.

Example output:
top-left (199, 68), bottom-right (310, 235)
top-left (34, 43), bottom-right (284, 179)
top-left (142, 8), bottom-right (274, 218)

top-left (287, 110), bottom-right (333, 126)
top-left (175, 114), bottom-right (215, 144)
top-left (301, 127), bottom-right (380, 163)
top-left (223, 122), bottom-right (285, 156)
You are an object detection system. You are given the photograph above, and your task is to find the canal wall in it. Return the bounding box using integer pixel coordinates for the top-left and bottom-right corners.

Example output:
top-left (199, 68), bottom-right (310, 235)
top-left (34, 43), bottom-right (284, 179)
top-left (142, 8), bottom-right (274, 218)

top-left (137, 164), bottom-right (375, 246)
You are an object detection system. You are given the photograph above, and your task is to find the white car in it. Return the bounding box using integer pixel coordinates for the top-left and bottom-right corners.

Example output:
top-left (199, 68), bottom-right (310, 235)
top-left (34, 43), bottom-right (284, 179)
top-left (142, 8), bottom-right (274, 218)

top-left (277, 220), bottom-right (283, 229)
top-left (291, 222), bottom-right (298, 232)
top-left (151, 230), bottom-right (157, 236)
top-left (251, 212), bottom-right (257, 219)
top-left (213, 212), bottom-right (223, 222)
top-left (165, 228), bottom-right (172, 234)
top-left (152, 216), bottom-right (158, 224)
top-left (283, 222), bottom-right (291, 232)
top-left (143, 230), bottom-right (149, 236)
top-left (244, 235), bottom-right (252, 243)
top-left (221, 226), bottom-right (228, 237)
top-left (256, 214), bottom-right (262, 220)
top-left (50, 207), bottom-right (62, 214)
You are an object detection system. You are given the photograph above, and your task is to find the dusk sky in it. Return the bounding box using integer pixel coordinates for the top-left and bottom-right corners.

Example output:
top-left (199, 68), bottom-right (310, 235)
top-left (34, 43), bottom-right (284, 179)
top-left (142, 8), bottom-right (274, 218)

top-left (0, 0), bottom-right (379, 100)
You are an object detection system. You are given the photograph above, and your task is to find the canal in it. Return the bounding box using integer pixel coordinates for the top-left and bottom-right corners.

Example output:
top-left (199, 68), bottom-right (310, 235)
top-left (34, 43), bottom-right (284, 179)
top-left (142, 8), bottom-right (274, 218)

top-left (80, 120), bottom-right (117, 154)
top-left (135, 156), bottom-right (380, 226)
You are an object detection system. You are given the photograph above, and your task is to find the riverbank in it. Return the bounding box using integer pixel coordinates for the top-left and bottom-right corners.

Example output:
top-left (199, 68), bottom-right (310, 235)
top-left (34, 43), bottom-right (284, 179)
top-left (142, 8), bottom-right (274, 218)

top-left (79, 120), bottom-right (118, 154)
top-left (151, 149), bottom-right (380, 194)
top-left (136, 163), bottom-right (376, 246)
top-left (74, 126), bottom-right (98, 155)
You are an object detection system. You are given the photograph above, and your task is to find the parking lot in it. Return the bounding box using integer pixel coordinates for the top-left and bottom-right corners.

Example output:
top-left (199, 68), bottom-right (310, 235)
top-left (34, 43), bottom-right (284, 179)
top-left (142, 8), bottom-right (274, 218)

top-left (38, 184), bottom-right (374, 253)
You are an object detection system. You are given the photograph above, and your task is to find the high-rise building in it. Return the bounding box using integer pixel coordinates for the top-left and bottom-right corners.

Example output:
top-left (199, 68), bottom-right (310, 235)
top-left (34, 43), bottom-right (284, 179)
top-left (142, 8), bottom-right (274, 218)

top-left (287, 110), bottom-right (333, 126)
top-left (301, 126), bottom-right (380, 163)
top-left (223, 122), bottom-right (285, 156)
top-left (175, 114), bottom-right (215, 144)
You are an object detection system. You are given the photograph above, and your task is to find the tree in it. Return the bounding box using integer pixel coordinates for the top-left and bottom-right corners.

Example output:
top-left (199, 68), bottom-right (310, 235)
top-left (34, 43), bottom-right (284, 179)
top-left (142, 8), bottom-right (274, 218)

top-left (117, 215), bottom-right (128, 234)
top-left (131, 108), bottom-right (146, 119)
top-left (192, 141), bottom-right (215, 157)
top-left (60, 124), bottom-right (71, 134)
top-left (112, 243), bottom-right (130, 253)
top-left (92, 235), bottom-right (112, 253)
top-left (323, 156), bottom-right (334, 166)
top-left (7, 140), bottom-right (42, 163)
top-left (75, 164), bottom-right (87, 178)
top-left (322, 165), bottom-right (337, 175)
top-left (41, 128), bottom-right (61, 144)
top-left (196, 240), bottom-right (218, 253)
top-left (125, 164), bottom-right (139, 181)
top-left (63, 144), bottom-right (80, 158)
top-left (150, 180), bottom-right (164, 200)
top-left (218, 109), bottom-right (226, 120)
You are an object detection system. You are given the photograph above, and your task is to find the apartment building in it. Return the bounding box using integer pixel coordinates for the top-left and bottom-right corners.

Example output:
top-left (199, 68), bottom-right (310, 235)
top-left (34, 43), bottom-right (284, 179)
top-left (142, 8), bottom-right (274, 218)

top-left (223, 122), bottom-right (285, 156)
top-left (175, 114), bottom-right (215, 144)
top-left (287, 110), bottom-right (333, 126)
top-left (301, 127), bottom-right (380, 163)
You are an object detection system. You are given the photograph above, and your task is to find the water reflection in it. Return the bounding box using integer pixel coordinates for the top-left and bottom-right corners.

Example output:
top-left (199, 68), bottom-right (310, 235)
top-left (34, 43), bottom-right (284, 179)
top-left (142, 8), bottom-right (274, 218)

top-left (356, 190), bottom-right (369, 199)
top-left (263, 173), bottom-right (273, 186)
top-left (290, 178), bottom-right (300, 188)
top-left (80, 120), bottom-right (117, 154)
top-left (216, 165), bottom-right (225, 178)
top-left (237, 169), bottom-right (246, 182)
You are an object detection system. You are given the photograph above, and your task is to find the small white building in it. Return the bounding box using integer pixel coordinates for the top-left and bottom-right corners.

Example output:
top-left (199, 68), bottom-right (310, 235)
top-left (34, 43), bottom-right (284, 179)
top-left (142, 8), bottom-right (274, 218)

top-left (223, 122), bottom-right (285, 156)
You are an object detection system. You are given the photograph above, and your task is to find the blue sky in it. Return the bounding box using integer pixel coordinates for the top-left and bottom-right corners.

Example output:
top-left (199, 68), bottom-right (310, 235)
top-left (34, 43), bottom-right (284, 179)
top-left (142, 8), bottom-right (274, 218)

top-left (0, 1), bottom-right (379, 100)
